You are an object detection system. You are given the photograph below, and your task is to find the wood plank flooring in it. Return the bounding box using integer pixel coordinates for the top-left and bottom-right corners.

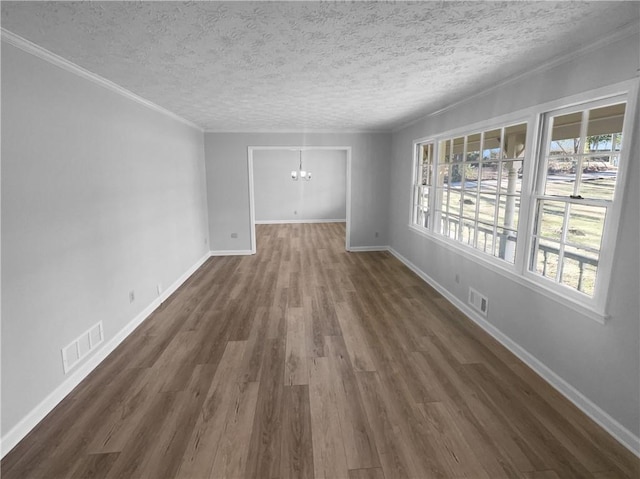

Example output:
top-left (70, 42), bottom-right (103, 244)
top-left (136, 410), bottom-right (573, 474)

top-left (2, 223), bottom-right (638, 478)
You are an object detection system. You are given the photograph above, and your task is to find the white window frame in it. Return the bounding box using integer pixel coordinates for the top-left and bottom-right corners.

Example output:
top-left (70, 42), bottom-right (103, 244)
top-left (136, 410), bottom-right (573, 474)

top-left (409, 112), bottom-right (534, 274)
top-left (411, 140), bottom-right (436, 230)
top-left (408, 79), bottom-right (638, 323)
top-left (523, 91), bottom-right (637, 317)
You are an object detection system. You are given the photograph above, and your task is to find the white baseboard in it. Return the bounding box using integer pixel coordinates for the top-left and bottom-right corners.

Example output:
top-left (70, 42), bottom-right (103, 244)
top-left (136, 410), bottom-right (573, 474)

top-left (209, 250), bottom-right (254, 256)
top-left (348, 245), bottom-right (390, 252)
top-left (255, 219), bottom-right (346, 224)
top-left (388, 247), bottom-right (640, 458)
top-left (0, 252), bottom-right (211, 458)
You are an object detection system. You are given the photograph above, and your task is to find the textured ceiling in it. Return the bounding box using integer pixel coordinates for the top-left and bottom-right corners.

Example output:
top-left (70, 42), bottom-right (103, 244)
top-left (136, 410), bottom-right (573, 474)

top-left (2, 1), bottom-right (639, 131)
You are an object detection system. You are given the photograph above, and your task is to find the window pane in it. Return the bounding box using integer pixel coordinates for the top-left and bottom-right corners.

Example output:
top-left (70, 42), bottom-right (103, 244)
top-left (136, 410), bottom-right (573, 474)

top-left (549, 111), bottom-right (582, 155)
top-left (450, 164), bottom-right (465, 188)
top-left (483, 129), bottom-right (501, 160)
top-left (467, 133), bottom-right (481, 162)
top-left (448, 190), bottom-right (461, 215)
top-left (419, 143), bottom-right (433, 185)
top-left (435, 186), bottom-right (448, 211)
top-left (441, 139), bottom-right (452, 163)
top-left (544, 157), bottom-right (577, 197)
top-left (478, 194), bottom-right (497, 224)
top-left (561, 245), bottom-right (599, 297)
top-left (498, 195), bottom-right (519, 231)
top-left (534, 239), bottom-right (560, 280)
top-left (461, 193), bottom-right (477, 220)
top-left (496, 228), bottom-right (517, 263)
top-left (587, 103), bottom-right (625, 138)
top-left (443, 214), bottom-right (459, 240)
top-left (479, 162), bottom-right (499, 193)
top-left (499, 160), bottom-right (522, 194)
top-left (504, 123), bottom-right (527, 159)
top-left (582, 103), bottom-right (625, 201)
top-left (452, 137), bottom-right (465, 162)
top-left (415, 207), bottom-right (427, 228)
top-left (422, 187), bottom-right (430, 208)
top-left (536, 200), bottom-right (565, 241)
top-left (578, 173), bottom-right (616, 202)
top-left (566, 203), bottom-right (606, 250)
top-left (433, 210), bottom-right (442, 235)
top-left (437, 164), bottom-right (449, 188)
top-left (461, 220), bottom-right (475, 245)
top-left (464, 163), bottom-right (479, 190)
top-left (419, 187), bottom-right (430, 211)
top-left (587, 133), bottom-right (613, 152)
top-left (424, 142), bottom-right (434, 159)
top-left (476, 226), bottom-right (494, 254)
top-left (613, 133), bottom-right (622, 151)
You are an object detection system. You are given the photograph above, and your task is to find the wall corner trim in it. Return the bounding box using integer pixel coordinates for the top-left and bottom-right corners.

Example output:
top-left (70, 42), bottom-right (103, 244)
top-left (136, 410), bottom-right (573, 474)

top-left (387, 246), bottom-right (640, 459)
top-left (1, 28), bottom-right (203, 132)
top-left (0, 252), bottom-right (211, 459)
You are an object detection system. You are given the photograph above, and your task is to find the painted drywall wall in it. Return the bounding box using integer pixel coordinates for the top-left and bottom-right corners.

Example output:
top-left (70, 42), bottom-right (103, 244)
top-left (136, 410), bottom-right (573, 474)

top-left (253, 149), bottom-right (347, 222)
top-left (205, 132), bottom-right (390, 252)
top-left (389, 31), bottom-right (640, 442)
top-left (1, 43), bottom-right (209, 437)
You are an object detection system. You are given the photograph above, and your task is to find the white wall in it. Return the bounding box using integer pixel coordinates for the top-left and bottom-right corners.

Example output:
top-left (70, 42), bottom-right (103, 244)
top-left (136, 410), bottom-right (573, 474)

top-left (389, 31), bottom-right (640, 447)
top-left (205, 132), bottom-right (390, 252)
top-left (253, 149), bottom-right (347, 222)
top-left (1, 43), bottom-right (209, 439)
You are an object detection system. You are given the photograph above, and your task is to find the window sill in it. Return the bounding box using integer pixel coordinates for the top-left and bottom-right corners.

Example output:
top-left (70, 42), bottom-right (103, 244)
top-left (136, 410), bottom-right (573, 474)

top-left (407, 224), bottom-right (608, 325)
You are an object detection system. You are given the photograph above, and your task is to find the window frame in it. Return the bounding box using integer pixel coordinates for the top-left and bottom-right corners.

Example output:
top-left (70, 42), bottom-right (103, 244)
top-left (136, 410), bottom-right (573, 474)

top-left (409, 112), bottom-right (534, 273)
top-left (432, 124), bottom-right (528, 262)
top-left (411, 141), bottom-right (435, 230)
top-left (522, 92), bottom-right (636, 317)
top-left (408, 79), bottom-right (638, 323)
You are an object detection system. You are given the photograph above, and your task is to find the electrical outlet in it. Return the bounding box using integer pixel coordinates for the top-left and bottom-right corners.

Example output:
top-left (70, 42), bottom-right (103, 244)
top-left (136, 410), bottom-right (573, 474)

top-left (455, 274), bottom-right (460, 284)
top-left (375, 231), bottom-right (379, 238)
top-left (129, 290), bottom-right (135, 303)
top-left (157, 284), bottom-right (162, 296)
top-left (231, 232), bottom-right (238, 238)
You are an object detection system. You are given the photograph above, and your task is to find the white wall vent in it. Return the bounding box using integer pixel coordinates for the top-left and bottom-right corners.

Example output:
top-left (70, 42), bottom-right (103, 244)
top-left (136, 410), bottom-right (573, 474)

top-left (61, 321), bottom-right (104, 374)
top-left (468, 287), bottom-right (488, 316)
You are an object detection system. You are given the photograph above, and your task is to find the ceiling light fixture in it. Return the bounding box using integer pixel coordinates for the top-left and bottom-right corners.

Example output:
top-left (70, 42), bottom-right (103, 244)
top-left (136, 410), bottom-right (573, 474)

top-left (291, 150), bottom-right (311, 181)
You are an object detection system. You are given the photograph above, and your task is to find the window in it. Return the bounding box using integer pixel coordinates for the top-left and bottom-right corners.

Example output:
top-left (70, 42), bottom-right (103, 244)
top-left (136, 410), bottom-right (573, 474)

top-left (409, 85), bottom-right (635, 320)
top-left (412, 142), bottom-right (434, 229)
top-left (412, 122), bottom-right (527, 263)
top-left (530, 98), bottom-right (627, 299)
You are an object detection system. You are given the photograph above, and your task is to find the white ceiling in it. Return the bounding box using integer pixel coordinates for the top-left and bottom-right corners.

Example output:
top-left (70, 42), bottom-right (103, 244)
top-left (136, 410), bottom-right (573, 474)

top-left (2, 1), bottom-right (638, 132)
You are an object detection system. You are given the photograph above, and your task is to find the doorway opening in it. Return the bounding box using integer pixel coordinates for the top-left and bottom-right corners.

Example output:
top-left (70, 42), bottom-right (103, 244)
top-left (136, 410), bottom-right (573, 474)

top-left (247, 146), bottom-right (352, 254)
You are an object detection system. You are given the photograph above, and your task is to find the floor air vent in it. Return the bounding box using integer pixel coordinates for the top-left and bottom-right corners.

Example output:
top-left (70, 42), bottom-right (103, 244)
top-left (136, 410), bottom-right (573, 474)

top-left (468, 287), bottom-right (488, 316)
top-left (61, 321), bottom-right (104, 374)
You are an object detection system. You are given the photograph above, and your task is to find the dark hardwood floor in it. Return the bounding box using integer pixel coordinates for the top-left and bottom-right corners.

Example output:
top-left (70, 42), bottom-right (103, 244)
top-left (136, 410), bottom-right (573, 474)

top-left (2, 223), bottom-right (638, 478)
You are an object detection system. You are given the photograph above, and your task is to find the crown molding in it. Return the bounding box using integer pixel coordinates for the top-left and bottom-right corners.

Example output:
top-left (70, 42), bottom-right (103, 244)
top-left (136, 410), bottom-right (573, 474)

top-left (1, 28), bottom-right (204, 132)
top-left (204, 128), bottom-right (392, 134)
top-left (393, 19), bottom-right (640, 133)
